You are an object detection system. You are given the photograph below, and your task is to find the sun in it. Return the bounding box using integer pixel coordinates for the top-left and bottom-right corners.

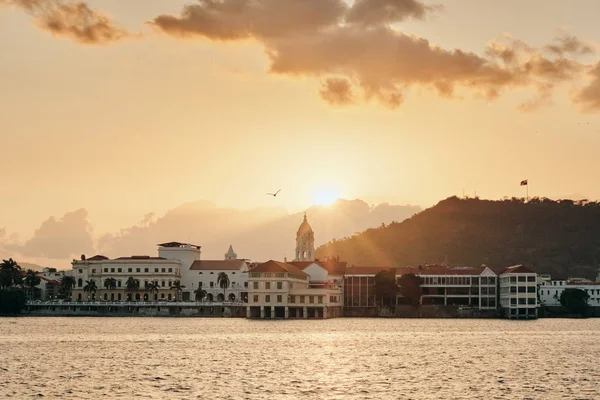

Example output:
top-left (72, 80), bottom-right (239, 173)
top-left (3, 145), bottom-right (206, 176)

top-left (313, 189), bottom-right (340, 206)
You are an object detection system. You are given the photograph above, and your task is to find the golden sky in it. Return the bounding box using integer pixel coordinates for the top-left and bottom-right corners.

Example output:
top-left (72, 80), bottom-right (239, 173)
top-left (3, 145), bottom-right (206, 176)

top-left (1, 0), bottom-right (600, 245)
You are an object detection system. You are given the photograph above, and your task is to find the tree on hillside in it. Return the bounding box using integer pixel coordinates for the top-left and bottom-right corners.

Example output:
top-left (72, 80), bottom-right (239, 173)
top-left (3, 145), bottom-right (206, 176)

top-left (560, 288), bottom-right (590, 316)
top-left (0, 258), bottom-right (21, 289)
top-left (60, 275), bottom-right (76, 299)
top-left (24, 269), bottom-right (41, 300)
top-left (373, 269), bottom-right (398, 307)
top-left (398, 273), bottom-right (422, 307)
top-left (217, 272), bottom-right (230, 301)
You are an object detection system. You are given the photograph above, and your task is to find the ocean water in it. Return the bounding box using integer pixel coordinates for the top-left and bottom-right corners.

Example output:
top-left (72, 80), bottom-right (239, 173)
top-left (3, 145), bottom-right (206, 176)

top-left (0, 318), bottom-right (598, 399)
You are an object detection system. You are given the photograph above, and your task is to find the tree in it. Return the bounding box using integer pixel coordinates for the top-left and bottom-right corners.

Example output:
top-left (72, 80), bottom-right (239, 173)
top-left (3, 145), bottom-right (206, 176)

top-left (373, 269), bottom-right (398, 307)
top-left (24, 269), bottom-right (41, 300)
top-left (104, 278), bottom-right (117, 291)
top-left (560, 288), bottom-right (590, 316)
top-left (147, 281), bottom-right (160, 301)
top-left (170, 281), bottom-right (185, 302)
top-left (83, 280), bottom-right (97, 300)
top-left (398, 273), bottom-right (422, 307)
top-left (126, 277), bottom-right (140, 301)
top-left (61, 275), bottom-right (76, 299)
top-left (0, 258), bottom-right (21, 289)
top-left (217, 272), bottom-right (230, 301)
top-left (194, 287), bottom-right (207, 302)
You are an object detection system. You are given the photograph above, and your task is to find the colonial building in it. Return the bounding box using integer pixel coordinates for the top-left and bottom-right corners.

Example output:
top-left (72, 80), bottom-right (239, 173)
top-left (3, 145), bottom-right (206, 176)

top-left (36, 268), bottom-right (67, 300)
top-left (539, 278), bottom-right (600, 307)
top-left (499, 265), bottom-right (538, 319)
top-left (190, 246), bottom-right (249, 302)
top-left (247, 215), bottom-right (344, 319)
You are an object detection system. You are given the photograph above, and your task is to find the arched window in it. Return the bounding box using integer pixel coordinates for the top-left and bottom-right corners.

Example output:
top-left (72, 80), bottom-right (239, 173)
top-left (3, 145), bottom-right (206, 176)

top-left (78, 293), bottom-right (82, 301)
top-left (168, 293), bottom-right (172, 301)
top-left (104, 293), bottom-right (107, 301)
top-left (135, 293), bottom-right (140, 301)
top-left (78, 278), bottom-right (83, 287)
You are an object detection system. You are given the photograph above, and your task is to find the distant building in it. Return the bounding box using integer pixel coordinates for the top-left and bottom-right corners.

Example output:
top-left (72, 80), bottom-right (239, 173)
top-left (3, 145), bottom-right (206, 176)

top-left (224, 245), bottom-right (237, 260)
top-left (539, 278), bottom-right (600, 307)
top-left (37, 268), bottom-right (67, 300)
top-left (499, 265), bottom-right (538, 319)
top-left (191, 255), bottom-right (249, 302)
top-left (295, 213), bottom-right (315, 261)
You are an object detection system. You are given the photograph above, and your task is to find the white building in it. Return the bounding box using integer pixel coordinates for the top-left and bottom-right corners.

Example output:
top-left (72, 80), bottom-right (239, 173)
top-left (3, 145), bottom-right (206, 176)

top-left (539, 279), bottom-right (600, 307)
top-left (190, 253), bottom-right (249, 302)
top-left (247, 215), bottom-right (344, 319)
top-left (37, 268), bottom-right (68, 300)
top-left (499, 265), bottom-right (538, 319)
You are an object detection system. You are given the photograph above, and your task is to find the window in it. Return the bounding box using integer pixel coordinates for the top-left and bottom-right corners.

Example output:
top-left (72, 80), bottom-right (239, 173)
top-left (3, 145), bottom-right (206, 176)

top-left (104, 268), bottom-right (108, 273)
top-left (144, 268), bottom-right (149, 273)
top-left (289, 296), bottom-right (295, 304)
top-left (253, 295), bottom-right (259, 303)
top-left (510, 276), bottom-right (517, 283)
top-left (277, 295), bottom-right (283, 303)
top-left (489, 287), bottom-right (496, 295)
top-left (244, 282), bottom-right (248, 288)
top-left (265, 295), bottom-right (271, 303)
top-left (128, 268), bottom-right (132, 273)
top-left (510, 298), bottom-right (516, 305)
top-left (168, 268), bottom-right (172, 273)
top-left (518, 286), bottom-right (526, 293)
top-left (118, 268), bottom-right (122, 273)
top-left (78, 278), bottom-right (83, 287)
top-left (232, 272), bottom-right (236, 274)
top-left (527, 286), bottom-right (536, 293)
top-left (161, 281), bottom-right (166, 287)
top-left (518, 298), bottom-right (527, 305)
top-left (168, 281), bottom-right (172, 287)
top-left (144, 281), bottom-right (148, 288)
top-left (527, 298), bottom-right (536, 304)
top-left (300, 296), bottom-right (305, 304)
top-left (264, 273), bottom-right (272, 277)
top-left (135, 268), bottom-right (139, 273)
top-left (318, 296), bottom-right (323, 304)
top-left (92, 269), bottom-right (96, 274)
top-left (481, 287), bottom-right (488, 295)
top-left (155, 268), bottom-right (158, 273)
top-left (118, 293), bottom-right (122, 301)
top-left (276, 282), bottom-right (283, 290)
top-left (265, 282), bottom-right (271, 290)
top-left (275, 273), bottom-right (284, 277)
top-left (250, 273), bottom-right (260, 278)
top-left (117, 281), bottom-right (121, 287)
top-left (527, 276), bottom-right (536, 282)
top-left (510, 286), bottom-right (517, 293)
top-left (309, 296), bottom-right (314, 304)
top-left (210, 282), bottom-right (214, 288)
top-left (161, 268), bottom-right (165, 273)
top-left (78, 269), bottom-right (83, 274)
top-left (253, 282), bottom-right (259, 289)
top-left (518, 276), bottom-right (526, 282)
top-left (111, 268), bottom-right (115, 273)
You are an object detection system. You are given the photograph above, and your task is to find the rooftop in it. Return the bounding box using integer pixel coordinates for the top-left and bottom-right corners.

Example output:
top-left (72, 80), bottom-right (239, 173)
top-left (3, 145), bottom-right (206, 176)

top-left (251, 260), bottom-right (309, 278)
top-left (158, 242), bottom-right (201, 249)
top-left (500, 265), bottom-right (535, 275)
top-left (190, 260), bottom-right (246, 271)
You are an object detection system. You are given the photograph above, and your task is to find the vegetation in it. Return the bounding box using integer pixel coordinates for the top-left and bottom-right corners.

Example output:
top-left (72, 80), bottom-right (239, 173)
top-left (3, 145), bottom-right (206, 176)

top-left (373, 269), bottom-right (398, 307)
top-left (83, 280), bottom-right (97, 300)
top-left (104, 278), bottom-right (117, 291)
top-left (146, 281), bottom-right (160, 300)
top-left (0, 290), bottom-right (26, 315)
top-left (398, 273), bottom-right (422, 307)
top-left (170, 281), bottom-right (185, 301)
top-left (61, 275), bottom-right (76, 299)
top-left (0, 258), bottom-right (22, 289)
top-left (125, 277), bottom-right (140, 300)
top-left (317, 197), bottom-right (600, 279)
top-left (194, 287), bottom-right (207, 302)
top-left (217, 272), bottom-right (230, 301)
top-left (560, 288), bottom-right (590, 316)
top-left (23, 269), bottom-right (41, 300)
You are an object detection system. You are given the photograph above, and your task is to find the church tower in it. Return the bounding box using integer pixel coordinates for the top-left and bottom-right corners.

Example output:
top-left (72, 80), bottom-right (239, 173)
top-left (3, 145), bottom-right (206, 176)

top-left (224, 245), bottom-right (237, 260)
top-left (295, 213), bottom-right (315, 261)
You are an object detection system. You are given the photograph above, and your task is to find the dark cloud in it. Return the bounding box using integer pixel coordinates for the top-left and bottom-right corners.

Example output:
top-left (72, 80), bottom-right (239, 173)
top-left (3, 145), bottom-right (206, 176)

top-left (151, 0), bottom-right (594, 110)
top-left (319, 78), bottom-right (355, 105)
top-left (10, 209), bottom-right (95, 259)
top-left (573, 63), bottom-right (600, 112)
top-left (1, 0), bottom-right (129, 44)
top-left (346, 0), bottom-right (439, 26)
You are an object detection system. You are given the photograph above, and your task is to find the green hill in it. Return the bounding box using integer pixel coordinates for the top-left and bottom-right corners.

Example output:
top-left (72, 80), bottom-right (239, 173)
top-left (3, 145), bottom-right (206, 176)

top-left (316, 196), bottom-right (600, 280)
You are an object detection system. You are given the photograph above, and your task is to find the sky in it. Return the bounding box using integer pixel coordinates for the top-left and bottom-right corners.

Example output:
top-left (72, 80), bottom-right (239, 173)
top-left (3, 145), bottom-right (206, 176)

top-left (1, 0), bottom-right (600, 266)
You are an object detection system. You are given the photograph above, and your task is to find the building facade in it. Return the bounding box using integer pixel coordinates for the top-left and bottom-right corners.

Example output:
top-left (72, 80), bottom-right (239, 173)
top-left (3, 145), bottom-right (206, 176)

top-left (190, 252), bottom-right (249, 303)
top-left (295, 213), bottom-right (315, 261)
top-left (539, 279), bottom-right (600, 307)
top-left (499, 265), bottom-right (538, 319)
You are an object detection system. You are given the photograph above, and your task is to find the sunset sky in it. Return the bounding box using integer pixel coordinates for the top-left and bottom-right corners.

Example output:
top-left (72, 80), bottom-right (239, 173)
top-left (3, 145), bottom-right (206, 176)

top-left (2, 0), bottom-right (600, 266)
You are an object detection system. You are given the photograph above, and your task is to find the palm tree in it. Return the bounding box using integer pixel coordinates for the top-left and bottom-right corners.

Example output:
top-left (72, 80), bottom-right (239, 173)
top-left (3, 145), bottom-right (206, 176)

top-left (194, 287), bottom-right (207, 302)
top-left (24, 269), bottom-right (41, 300)
top-left (126, 277), bottom-right (140, 301)
top-left (60, 275), bottom-right (76, 299)
top-left (217, 272), bottom-right (230, 302)
top-left (0, 258), bottom-right (21, 289)
top-left (170, 280), bottom-right (185, 302)
top-left (83, 280), bottom-right (97, 300)
top-left (146, 281), bottom-right (160, 301)
top-left (104, 277), bottom-right (117, 291)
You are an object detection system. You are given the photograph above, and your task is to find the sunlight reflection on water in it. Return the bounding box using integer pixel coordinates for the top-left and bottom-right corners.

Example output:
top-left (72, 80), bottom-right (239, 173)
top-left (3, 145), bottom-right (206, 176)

top-left (1, 318), bottom-right (599, 399)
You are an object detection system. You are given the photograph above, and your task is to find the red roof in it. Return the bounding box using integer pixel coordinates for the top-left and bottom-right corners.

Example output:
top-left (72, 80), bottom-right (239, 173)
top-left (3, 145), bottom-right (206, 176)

top-left (87, 255), bottom-right (109, 261)
top-left (251, 260), bottom-right (309, 278)
top-left (190, 260), bottom-right (246, 271)
top-left (287, 260), bottom-right (347, 276)
top-left (38, 276), bottom-right (60, 284)
top-left (500, 265), bottom-right (535, 275)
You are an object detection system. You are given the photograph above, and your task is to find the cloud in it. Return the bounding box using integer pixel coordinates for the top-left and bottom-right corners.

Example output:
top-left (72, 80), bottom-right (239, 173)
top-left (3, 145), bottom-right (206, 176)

top-left (319, 78), bottom-right (355, 105)
top-left (9, 209), bottom-right (95, 259)
top-left (1, 0), bottom-right (130, 44)
top-left (151, 0), bottom-right (594, 110)
top-left (345, 0), bottom-right (440, 26)
top-left (573, 62), bottom-right (600, 112)
top-left (0, 227), bottom-right (5, 239)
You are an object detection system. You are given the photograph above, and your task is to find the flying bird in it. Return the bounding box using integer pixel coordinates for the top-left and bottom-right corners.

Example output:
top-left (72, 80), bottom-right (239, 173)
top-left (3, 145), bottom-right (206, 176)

top-left (267, 189), bottom-right (281, 197)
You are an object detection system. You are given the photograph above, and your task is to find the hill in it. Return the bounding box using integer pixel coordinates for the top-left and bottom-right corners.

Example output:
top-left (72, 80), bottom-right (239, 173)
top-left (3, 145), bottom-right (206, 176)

top-left (316, 197), bottom-right (600, 280)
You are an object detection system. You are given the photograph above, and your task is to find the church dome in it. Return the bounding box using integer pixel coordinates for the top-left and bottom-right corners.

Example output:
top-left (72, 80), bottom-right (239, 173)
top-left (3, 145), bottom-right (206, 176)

top-left (296, 213), bottom-right (314, 238)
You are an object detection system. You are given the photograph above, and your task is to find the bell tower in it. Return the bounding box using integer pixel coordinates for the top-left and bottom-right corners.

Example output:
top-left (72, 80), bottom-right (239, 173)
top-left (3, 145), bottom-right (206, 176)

top-left (295, 213), bottom-right (315, 261)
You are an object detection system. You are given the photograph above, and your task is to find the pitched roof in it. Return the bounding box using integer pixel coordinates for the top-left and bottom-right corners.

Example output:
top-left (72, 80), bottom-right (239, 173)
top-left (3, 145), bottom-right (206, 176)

top-left (87, 255), bottom-right (109, 261)
top-left (500, 265), bottom-right (535, 275)
top-left (190, 260), bottom-right (246, 271)
top-left (251, 260), bottom-right (309, 278)
top-left (287, 260), bottom-right (347, 275)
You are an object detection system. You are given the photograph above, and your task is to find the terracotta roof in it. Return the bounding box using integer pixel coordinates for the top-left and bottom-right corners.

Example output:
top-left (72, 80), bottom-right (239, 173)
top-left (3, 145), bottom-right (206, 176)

top-left (190, 260), bottom-right (246, 271)
top-left (500, 265), bottom-right (535, 275)
top-left (288, 260), bottom-right (347, 275)
top-left (87, 255), bottom-right (109, 261)
top-left (38, 276), bottom-right (60, 284)
top-left (115, 256), bottom-right (167, 260)
top-left (345, 266), bottom-right (392, 275)
top-left (251, 260), bottom-right (309, 278)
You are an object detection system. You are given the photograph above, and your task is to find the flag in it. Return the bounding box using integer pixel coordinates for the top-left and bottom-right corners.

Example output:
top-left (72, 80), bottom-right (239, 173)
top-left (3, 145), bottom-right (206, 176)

top-left (520, 180), bottom-right (528, 186)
